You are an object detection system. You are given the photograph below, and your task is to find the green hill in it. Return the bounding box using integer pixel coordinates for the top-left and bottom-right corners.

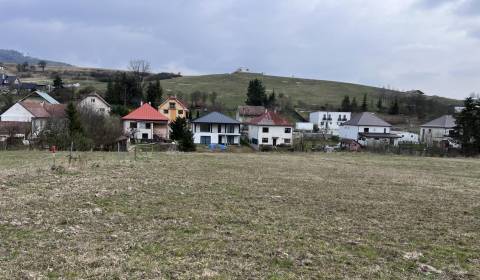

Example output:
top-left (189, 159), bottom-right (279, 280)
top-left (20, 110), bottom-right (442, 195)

top-left (161, 72), bottom-right (460, 111)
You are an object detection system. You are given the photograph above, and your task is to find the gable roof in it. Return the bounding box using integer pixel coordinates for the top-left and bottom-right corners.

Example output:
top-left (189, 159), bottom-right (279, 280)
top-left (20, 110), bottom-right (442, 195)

top-left (122, 103), bottom-right (168, 121)
top-left (192, 112), bottom-right (240, 124)
top-left (160, 96), bottom-right (189, 109)
top-left (421, 115), bottom-right (456, 128)
top-left (237, 105), bottom-right (266, 117)
top-left (20, 91), bottom-right (60, 104)
top-left (343, 112), bottom-right (392, 127)
top-left (249, 110), bottom-right (292, 126)
top-left (82, 92), bottom-right (111, 108)
top-left (20, 102), bottom-right (66, 118)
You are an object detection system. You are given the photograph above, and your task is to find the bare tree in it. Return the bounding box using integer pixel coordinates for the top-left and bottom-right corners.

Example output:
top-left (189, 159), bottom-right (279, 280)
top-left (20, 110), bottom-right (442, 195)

top-left (128, 59), bottom-right (151, 83)
top-left (38, 60), bottom-right (47, 72)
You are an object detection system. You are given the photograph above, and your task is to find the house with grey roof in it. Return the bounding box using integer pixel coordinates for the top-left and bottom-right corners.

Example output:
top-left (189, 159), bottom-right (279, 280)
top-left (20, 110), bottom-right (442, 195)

top-left (420, 115), bottom-right (456, 145)
top-left (339, 112), bottom-right (400, 146)
top-left (191, 112), bottom-right (241, 145)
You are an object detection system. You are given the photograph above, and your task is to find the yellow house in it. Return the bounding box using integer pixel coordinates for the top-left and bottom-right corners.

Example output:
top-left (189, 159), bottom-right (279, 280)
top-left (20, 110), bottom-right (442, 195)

top-left (158, 96), bottom-right (189, 122)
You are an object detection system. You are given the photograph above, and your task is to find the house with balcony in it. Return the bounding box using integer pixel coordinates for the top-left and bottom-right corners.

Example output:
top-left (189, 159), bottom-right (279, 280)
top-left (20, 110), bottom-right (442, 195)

top-left (158, 96), bottom-right (189, 123)
top-left (122, 103), bottom-right (169, 142)
top-left (247, 110), bottom-right (293, 149)
top-left (191, 112), bottom-right (241, 145)
top-left (309, 111), bottom-right (351, 135)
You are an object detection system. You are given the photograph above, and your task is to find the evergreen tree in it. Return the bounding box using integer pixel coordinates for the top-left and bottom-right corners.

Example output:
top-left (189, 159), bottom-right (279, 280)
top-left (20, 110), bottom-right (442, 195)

top-left (351, 97), bottom-right (358, 112)
top-left (53, 75), bottom-right (64, 89)
top-left (376, 97), bottom-right (384, 112)
top-left (246, 79), bottom-right (267, 106)
top-left (66, 102), bottom-right (84, 136)
top-left (169, 116), bottom-right (188, 141)
top-left (146, 80), bottom-right (163, 107)
top-left (341, 96), bottom-right (351, 112)
top-left (266, 90), bottom-right (277, 108)
top-left (454, 97), bottom-right (480, 155)
top-left (361, 94), bottom-right (368, 112)
top-left (105, 80), bottom-right (116, 104)
top-left (178, 129), bottom-right (196, 152)
top-left (388, 98), bottom-right (400, 115)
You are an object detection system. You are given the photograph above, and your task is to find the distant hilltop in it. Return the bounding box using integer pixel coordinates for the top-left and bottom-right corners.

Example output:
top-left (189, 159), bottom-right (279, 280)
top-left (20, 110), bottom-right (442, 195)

top-left (0, 49), bottom-right (71, 66)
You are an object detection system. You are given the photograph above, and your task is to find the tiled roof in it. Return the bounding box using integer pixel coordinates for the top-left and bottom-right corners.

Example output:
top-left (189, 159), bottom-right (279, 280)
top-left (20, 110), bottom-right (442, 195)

top-left (122, 103), bottom-right (168, 121)
top-left (192, 112), bottom-right (240, 124)
top-left (20, 102), bottom-right (66, 118)
top-left (249, 111), bottom-right (292, 126)
top-left (421, 115), bottom-right (456, 128)
top-left (237, 105), bottom-right (266, 117)
top-left (343, 112), bottom-right (391, 127)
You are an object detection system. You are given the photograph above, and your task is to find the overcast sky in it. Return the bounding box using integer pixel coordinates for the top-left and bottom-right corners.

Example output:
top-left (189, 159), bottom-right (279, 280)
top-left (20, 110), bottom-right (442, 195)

top-left (1, 0), bottom-right (479, 99)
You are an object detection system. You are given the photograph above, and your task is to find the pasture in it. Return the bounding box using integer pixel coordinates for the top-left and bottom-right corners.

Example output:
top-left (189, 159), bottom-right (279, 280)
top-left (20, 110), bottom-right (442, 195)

top-left (0, 151), bottom-right (479, 279)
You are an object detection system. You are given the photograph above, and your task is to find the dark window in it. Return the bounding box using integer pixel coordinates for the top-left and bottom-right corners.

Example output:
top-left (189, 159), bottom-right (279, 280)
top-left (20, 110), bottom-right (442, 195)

top-left (169, 102), bottom-right (176, 109)
top-left (218, 124), bottom-right (222, 133)
top-left (284, 138), bottom-right (291, 144)
top-left (262, 138), bottom-right (269, 143)
top-left (145, 123), bottom-right (151, 129)
top-left (200, 136), bottom-right (211, 144)
top-left (285, 128), bottom-right (291, 133)
top-left (227, 125), bottom-right (235, 133)
top-left (200, 124), bottom-right (211, 132)
top-left (91, 98), bottom-right (95, 103)
top-left (130, 122), bottom-right (137, 129)
top-left (142, 133), bottom-right (148, 139)
top-left (262, 127), bottom-right (269, 133)
top-left (178, 110), bottom-right (184, 115)
top-left (163, 109), bottom-right (169, 114)
top-left (364, 128), bottom-right (369, 133)
top-left (384, 128), bottom-right (387, 133)
top-left (251, 138), bottom-right (258, 145)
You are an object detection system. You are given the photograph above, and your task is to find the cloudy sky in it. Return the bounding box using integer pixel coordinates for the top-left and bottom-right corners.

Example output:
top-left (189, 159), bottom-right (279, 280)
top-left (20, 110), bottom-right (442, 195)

top-left (1, 0), bottom-right (479, 99)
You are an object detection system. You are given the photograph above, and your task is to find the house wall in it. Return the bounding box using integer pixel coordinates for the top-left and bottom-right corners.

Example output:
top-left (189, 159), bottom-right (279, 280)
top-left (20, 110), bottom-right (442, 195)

top-left (0, 103), bottom-right (34, 122)
top-left (158, 99), bottom-right (188, 122)
top-left (309, 111), bottom-right (351, 135)
top-left (123, 120), bottom-right (168, 140)
top-left (79, 96), bottom-right (111, 115)
top-left (339, 125), bottom-right (391, 140)
top-left (248, 125), bottom-right (293, 147)
top-left (191, 123), bottom-right (241, 144)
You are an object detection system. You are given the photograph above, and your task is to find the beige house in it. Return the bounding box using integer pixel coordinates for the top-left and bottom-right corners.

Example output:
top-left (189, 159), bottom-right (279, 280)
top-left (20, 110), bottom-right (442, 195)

top-left (420, 115), bottom-right (456, 146)
top-left (78, 92), bottom-right (111, 115)
top-left (158, 96), bottom-right (189, 122)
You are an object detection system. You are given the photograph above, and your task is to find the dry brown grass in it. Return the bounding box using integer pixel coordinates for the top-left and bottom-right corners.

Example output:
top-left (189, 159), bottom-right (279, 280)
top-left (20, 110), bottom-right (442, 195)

top-left (0, 151), bottom-right (479, 279)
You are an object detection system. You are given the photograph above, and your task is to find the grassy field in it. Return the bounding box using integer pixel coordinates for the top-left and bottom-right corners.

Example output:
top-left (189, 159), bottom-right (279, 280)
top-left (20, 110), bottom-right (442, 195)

top-left (0, 151), bottom-right (479, 279)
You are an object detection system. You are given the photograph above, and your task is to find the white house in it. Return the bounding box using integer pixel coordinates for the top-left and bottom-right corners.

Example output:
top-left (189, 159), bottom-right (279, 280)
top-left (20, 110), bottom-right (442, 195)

top-left (392, 131), bottom-right (420, 145)
top-left (420, 115), bottom-right (456, 146)
top-left (339, 112), bottom-right (400, 146)
top-left (191, 112), bottom-right (241, 145)
top-left (78, 92), bottom-right (111, 115)
top-left (0, 101), bottom-right (66, 137)
top-left (309, 111), bottom-right (351, 136)
top-left (247, 110), bottom-right (293, 149)
top-left (122, 103), bottom-right (169, 141)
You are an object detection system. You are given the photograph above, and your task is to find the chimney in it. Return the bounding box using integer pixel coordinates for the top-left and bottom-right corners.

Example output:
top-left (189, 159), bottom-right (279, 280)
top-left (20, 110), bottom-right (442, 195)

top-left (148, 101), bottom-right (151, 105)
top-left (140, 101), bottom-right (144, 106)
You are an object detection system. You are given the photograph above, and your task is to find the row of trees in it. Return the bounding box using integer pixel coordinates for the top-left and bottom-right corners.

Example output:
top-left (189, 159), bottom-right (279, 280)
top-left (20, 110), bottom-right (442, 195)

top-left (15, 61), bottom-right (47, 72)
top-left (339, 94), bottom-right (399, 115)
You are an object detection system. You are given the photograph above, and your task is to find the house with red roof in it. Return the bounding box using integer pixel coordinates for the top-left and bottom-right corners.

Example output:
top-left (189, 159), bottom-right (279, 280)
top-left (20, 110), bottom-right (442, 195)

top-left (122, 102), bottom-right (169, 141)
top-left (247, 110), bottom-right (293, 149)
